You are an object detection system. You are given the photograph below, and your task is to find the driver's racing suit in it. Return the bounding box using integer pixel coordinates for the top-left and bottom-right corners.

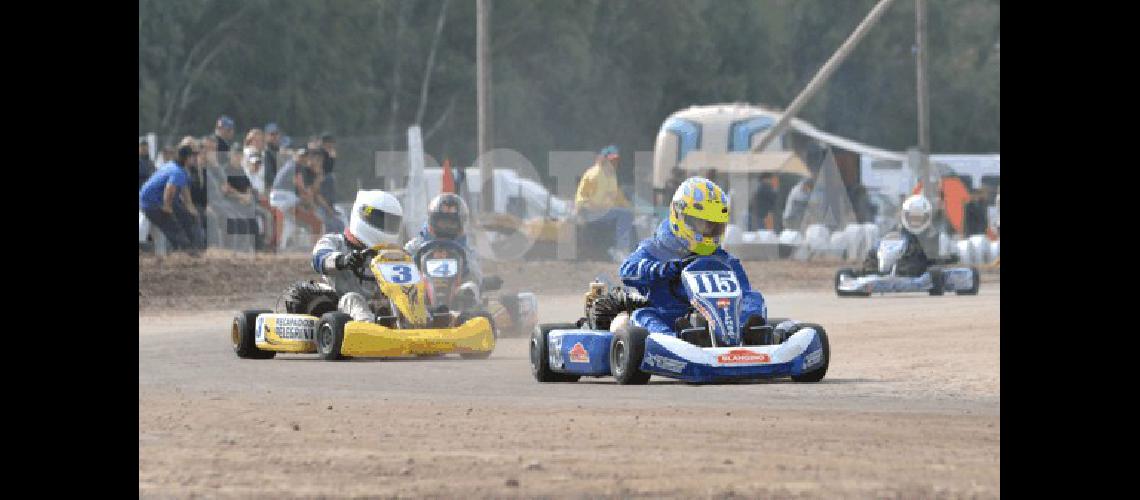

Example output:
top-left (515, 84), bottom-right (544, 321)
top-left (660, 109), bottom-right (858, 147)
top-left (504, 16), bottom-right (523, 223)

top-left (861, 228), bottom-right (930, 277)
top-left (619, 220), bottom-right (766, 335)
top-left (311, 232), bottom-right (380, 322)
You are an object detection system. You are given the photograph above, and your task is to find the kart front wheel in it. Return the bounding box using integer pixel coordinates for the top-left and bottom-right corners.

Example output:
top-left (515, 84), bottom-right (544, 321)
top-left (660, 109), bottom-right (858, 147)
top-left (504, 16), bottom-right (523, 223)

top-left (531, 323), bottom-right (580, 382)
top-left (610, 324), bottom-right (651, 385)
top-left (956, 267), bottom-right (981, 295)
top-left (232, 310), bottom-right (276, 359)
top-left (790, 323), bottom-right (829, 383)
top-left (835, 268), bottom-right (870, 297)
top-left (316, 312), bottom-right (352, 361)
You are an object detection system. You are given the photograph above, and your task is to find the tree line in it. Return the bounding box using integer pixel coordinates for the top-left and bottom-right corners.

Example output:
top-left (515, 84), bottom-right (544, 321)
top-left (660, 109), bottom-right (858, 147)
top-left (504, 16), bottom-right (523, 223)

top-left (139, 0), bottom-right (999, 189)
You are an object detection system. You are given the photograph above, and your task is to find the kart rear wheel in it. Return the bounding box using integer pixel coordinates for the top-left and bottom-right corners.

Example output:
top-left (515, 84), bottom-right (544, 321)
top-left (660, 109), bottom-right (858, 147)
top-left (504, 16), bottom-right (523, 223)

top-left (232, 310), bottom-right (276, 359)
top-left (531, 323), bottom-right (581, 382)
top-left (316, 312), bottom-right (352, 361)
top-left (835, 268), bottom-right (870, 297)
top-left (610, 324), bottom-right (651, 385)
top-left (956, 267), bottom-right (981, 295)
top-left (790, 323), bottom-right (829, 383)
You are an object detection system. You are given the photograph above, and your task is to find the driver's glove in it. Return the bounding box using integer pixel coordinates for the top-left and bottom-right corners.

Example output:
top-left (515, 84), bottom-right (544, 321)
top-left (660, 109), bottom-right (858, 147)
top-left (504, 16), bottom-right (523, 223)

top-left (656, 259), bottom-right (684, 280)
top-left (334, 251), bottom-right (364, 270)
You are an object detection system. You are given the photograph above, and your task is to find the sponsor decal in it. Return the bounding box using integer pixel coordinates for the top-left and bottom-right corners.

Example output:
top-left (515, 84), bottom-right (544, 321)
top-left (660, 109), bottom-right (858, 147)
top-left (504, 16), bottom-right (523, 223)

top-left (645, 353), bottom-right (687, 373)
top-left (803, 348), bottom-right (823, 370)
top-left (717, 298), bottom-right (730, 308)
top-left (549, 336), bottom-right (564, 367)
top-left (269, 316), bottom-right (317, 340)
top-left (569, 342), bottom-right (590, 363)
top-left (717, 349), bottom-right (770, 364)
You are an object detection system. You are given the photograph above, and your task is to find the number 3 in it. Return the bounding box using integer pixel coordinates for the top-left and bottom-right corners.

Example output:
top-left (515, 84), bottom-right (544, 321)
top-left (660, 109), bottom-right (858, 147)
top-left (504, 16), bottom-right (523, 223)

top-left (393, 265), bottom-right (412, 283)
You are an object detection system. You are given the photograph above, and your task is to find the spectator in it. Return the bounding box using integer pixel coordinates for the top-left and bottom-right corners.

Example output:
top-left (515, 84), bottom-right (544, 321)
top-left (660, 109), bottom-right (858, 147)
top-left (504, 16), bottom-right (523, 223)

top-left (317, 133), bottom-right (339, 222)
top-left (214, 115), bottom-right (235, 154)
top-left (221, 148), bottom-right (266, 248)
top-left (573, 144), bottom-right (634, 262)
top-left (847, 183), bottom-right (875, 224)
top-left (962, 186), bottom-right (990, 237)
top-left (263, 122), bottom-right (282, 189)
top-left (181, 136), bottom-right (209, 235)
top-left (139, 144), bottom-right (205, 253)
top-left (242, 128), bottom-right (267, 194)
top-left (749, 173), bottom-right (778, 231)
top-left (306, 141), bottom-right (345, 233)
top-left (782, 177), bottom-right (816, 230)
top-left (139, 140), bottom-right (155, 190)
top-left (270, 148), bottom-right (325, 249)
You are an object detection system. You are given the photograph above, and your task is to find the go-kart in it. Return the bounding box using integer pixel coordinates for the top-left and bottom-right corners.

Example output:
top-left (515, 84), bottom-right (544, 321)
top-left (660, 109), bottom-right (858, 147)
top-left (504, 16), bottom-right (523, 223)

top-left (412, 239), bottom-right (538, 338)
top-left (530, 256), bottom-right (830, 384)
top-left (231, 244), bottom-right (495, 360)
top-left (835, 233), bottom-right (980, 297)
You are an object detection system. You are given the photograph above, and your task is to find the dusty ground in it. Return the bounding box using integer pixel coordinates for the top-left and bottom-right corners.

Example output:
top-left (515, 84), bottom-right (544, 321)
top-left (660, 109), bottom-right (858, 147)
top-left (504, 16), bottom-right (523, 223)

top-left (138, 252), bottom-right (999, 311)
top-left (139, 255), bottom-right (999, 498)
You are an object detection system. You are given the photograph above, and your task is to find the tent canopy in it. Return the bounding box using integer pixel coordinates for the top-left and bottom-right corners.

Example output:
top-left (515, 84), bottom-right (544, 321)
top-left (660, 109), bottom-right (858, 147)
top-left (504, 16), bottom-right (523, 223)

top-left (678, 151), bottom-right (812, 177)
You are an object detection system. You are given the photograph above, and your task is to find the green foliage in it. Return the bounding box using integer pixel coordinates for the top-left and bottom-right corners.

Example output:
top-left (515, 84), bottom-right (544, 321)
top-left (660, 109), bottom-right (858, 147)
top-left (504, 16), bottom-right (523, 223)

top-left (140, 0), bottom-right (999, 188)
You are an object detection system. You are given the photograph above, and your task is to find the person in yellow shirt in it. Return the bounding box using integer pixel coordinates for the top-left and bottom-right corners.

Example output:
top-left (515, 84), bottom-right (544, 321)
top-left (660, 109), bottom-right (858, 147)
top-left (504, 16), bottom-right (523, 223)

top-left (574, 145), bottom-right (634, 262)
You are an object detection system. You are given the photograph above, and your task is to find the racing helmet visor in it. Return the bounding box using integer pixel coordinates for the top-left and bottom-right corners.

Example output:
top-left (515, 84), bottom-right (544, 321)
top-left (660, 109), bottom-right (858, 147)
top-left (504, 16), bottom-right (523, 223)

top-left (361, 205), bottom-right (402, 233)
top-left (903, 211), bottom-right (930, 231)
top-left (429, 211), bottom-right (463, 239)
top-left (683, 213), bottom-right (726, 240)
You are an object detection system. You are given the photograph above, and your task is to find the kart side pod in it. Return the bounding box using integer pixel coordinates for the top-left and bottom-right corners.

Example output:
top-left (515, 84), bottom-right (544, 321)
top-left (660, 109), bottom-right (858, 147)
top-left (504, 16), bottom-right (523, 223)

top-left (339, 315), bottom-right (495, 357)
top-left (544, 326), bottom-right (826, 383)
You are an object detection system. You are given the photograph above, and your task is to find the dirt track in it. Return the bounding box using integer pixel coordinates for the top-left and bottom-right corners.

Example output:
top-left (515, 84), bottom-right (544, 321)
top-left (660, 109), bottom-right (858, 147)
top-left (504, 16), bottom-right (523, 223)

top-left (139, 257), bottom-right (999, 498)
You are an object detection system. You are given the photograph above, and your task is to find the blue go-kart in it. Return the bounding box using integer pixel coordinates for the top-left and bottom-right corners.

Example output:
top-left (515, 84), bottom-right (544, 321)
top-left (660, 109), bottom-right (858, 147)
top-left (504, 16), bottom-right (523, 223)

top-left (530, 256), bottom-right (830, 385)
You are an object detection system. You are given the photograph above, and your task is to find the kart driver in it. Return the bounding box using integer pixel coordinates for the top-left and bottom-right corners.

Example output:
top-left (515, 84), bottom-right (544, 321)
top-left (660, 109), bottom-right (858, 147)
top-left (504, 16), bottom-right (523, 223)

top-left (619, 176), bottom-right (766, 334)
top-left (311, 190), bottom-right (404, 322)
top-left (404, 193), bottom-right (483, 309)
top-left (861, 194), bottom-right (935, 277)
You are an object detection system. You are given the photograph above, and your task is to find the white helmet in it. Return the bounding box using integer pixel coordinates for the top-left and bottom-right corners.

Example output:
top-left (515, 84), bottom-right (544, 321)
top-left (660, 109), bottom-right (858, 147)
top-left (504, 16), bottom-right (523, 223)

top-left (349, 190), bottom-right (403, 247)
top-left (900, 194), bottom-right (933, 233)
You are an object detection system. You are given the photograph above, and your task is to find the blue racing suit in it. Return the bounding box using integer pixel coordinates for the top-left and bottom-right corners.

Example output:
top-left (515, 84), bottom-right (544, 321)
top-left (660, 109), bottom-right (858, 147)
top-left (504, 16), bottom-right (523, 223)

top-left (619, 220), bottom-right (766, 335)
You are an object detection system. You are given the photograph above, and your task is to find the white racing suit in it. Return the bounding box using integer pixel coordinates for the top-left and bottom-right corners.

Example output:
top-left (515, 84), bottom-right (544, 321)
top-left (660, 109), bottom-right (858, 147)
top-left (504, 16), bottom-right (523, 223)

top-left (311, 233), bottom-right (381, 322)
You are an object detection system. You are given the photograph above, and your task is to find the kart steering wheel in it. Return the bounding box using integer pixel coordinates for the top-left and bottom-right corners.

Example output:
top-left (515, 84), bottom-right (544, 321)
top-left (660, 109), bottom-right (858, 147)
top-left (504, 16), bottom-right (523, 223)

top-left (349, 248), bottom-right (379, 281)
top-left (412, 239), bottom-right (468, 276)
top-left (669, 254), bottom-right (701, 286)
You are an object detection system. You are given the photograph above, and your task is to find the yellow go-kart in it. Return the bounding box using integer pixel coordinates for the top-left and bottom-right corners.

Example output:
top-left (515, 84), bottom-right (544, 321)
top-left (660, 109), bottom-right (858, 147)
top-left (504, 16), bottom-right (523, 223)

top-left (231, 245), bottom-right (495, 361)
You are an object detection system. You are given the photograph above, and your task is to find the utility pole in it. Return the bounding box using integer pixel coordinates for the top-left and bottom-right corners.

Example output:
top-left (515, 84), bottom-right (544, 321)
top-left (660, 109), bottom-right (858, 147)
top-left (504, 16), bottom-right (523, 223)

top-left (916, 0), bottom-right (933, 203)
top-left (476, 0), bottom-right (494, 213)
top-left (752, 0), bottom-right (898, 153)
top-left (914, 0), bottom-right (940, 257)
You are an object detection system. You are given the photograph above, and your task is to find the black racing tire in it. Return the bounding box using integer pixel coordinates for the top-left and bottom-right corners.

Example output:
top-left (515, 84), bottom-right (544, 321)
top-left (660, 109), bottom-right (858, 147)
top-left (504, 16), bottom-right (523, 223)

top-left (284, 281), bottom-right (340, 317)
top-left (589, 288), bottom-right (651, 331)
top-left (610, 324), bottom-right (651, 385)
top-left (835, 268), bottom-right (870, 297)
top-left (232, 310), bottom-right (276, 359)
top-left (530, 323), bottom-right (581, 382)
top-left (928, 267), bottom-right (945, 296)
top-left (316, 312), bottom-right (352, 361)
top-left (956, 267), bottom-right (981, 295)
top-left (790, 323), bottom-right (830, 383)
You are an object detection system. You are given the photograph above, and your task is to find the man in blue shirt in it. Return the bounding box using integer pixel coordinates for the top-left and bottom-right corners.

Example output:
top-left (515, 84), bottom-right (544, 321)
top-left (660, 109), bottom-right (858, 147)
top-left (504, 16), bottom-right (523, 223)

top-left (139, 145), bottom-right (205, 253)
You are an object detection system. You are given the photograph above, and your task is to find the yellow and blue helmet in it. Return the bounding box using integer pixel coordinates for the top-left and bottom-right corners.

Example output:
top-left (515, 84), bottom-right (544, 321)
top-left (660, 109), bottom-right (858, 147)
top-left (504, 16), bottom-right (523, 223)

top-left (668, 176), bottom-right (730, 256)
